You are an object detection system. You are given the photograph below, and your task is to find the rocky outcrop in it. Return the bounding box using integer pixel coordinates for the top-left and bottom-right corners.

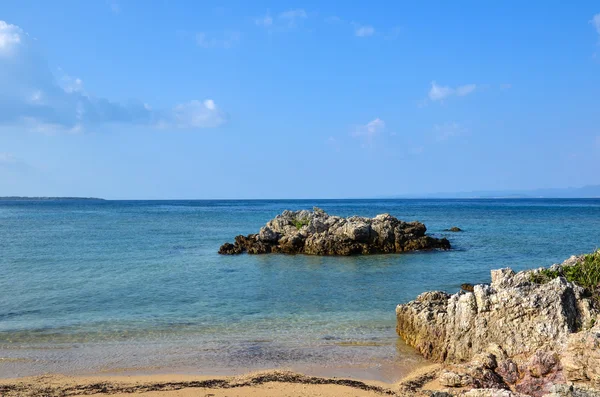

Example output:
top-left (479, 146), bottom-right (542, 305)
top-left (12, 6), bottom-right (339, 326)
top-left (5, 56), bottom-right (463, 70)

top-left (396, 255), bottom-right (600, 397)
top-left (218, 207), bottom-right (450, 255)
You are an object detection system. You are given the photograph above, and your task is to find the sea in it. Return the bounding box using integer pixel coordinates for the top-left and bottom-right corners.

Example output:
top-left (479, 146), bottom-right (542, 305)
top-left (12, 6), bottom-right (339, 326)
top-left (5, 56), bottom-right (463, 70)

top-left (1, 199), bottom-right (599, 380)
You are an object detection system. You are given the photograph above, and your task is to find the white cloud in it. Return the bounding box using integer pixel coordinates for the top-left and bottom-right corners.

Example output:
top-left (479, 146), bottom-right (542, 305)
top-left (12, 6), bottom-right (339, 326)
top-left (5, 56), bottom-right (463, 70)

top-left (196, 31), bottom-right (240, 48)
top-left (170, 100), bottom-right (225, 129)
top-left (355, 25), bottom-right (375, 37)
top-left (456, 84), bottom-right (476, 96)
top-left (429, 82), bottom-right (454, 101)
top-left (352, 118), bottom-right (385, 146)
top-left (257, 9), bottom-right (307, 29)
top-left (279, 9), bottom-right (307, 23)
top-left (592, 13), bottom-right (600, 35)
top-left (59, 72), bottom-right (84, 93)
top-left (428, 81), bottom-right (477, 102)
top-left (0, 21), bottom-right (22, 54)
top-left (500, 83), bottom-right (512, 90)
top-left (0, 20), bottom-right (226, 132)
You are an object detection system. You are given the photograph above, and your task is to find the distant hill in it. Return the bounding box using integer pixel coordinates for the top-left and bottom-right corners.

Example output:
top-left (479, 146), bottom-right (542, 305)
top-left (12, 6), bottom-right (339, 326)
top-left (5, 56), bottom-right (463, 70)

top-left (0, 197), bottom-right (105, 201)
top-left (391, 185), bottom-right (600, 199)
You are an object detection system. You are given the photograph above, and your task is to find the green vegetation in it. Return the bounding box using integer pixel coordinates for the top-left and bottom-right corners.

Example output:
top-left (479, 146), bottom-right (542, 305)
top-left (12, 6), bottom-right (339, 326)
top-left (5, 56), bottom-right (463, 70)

top-left (529, 268), bottom-right (560, 284)
top-left (291, 217), bottom-right (310, 230)
top-left (530, 250), bottom-right (600, 304)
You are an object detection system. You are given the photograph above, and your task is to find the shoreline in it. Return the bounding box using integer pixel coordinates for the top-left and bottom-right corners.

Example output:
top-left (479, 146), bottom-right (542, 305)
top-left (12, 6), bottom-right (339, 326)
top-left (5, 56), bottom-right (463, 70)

top-left (0, 365), bottom-right (443, 396)
top-left (0, 333), bottom-right (428, 383)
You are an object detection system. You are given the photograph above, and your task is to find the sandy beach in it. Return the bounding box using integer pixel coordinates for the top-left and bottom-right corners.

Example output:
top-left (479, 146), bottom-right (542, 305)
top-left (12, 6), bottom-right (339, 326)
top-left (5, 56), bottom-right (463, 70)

top-left (0, 366), bottom-right (443, 397)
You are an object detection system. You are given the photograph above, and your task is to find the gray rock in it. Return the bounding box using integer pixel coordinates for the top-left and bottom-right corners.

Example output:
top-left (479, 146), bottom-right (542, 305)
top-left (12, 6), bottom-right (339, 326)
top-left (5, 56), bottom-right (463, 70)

top-left (218, 207), bottom-right (450, 255)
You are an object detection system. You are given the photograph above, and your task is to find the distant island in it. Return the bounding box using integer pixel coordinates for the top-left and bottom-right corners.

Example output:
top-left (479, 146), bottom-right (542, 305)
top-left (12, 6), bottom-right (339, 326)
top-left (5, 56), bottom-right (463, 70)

top-left (0, 197), bottom-right (105, 201)
top-left (390, 184), bottom-right (600, 199)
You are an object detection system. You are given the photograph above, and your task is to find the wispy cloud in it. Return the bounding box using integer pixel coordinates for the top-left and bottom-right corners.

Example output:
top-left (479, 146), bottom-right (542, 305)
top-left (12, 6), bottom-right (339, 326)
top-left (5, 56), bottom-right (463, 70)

top-left (434, 122), bottom-right (465, 141)
top-left (428, 81), bottom-right (477, 102)
top-left (169, 100), bottom-right (225, 129)
top-left (0, 20), bottom-right (226, 133)
top-left (255, 13), bottom-right (273, 27)
top-left (256, 9), bottom-right (307, 30)
top-left (196, 31), bottom-right (240, 49)
top-left (108, 1), bottom-right (120, 14)
top-left (352, 118), bottom-right (385, 146)
top-left (592, 13), bottom-right (600, 35)
top-left (355, 25), bottom-right (375, 37)
top-left (455, 84), bottom-right (476, 96)
top-left (0, 21), bottom-right (22, 53)
top-left (279, 9), bottom-right (307, 23)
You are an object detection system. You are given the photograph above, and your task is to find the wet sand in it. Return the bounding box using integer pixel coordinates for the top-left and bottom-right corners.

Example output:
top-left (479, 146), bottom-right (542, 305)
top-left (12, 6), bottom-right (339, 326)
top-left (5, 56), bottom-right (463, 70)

top-left (0, 366), bottom-right (443, 397)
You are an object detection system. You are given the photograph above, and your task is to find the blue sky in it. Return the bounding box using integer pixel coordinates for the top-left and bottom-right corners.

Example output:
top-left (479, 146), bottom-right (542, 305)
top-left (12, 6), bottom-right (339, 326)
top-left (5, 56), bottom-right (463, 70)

top-left (0, 1), bottom-right (599, 199)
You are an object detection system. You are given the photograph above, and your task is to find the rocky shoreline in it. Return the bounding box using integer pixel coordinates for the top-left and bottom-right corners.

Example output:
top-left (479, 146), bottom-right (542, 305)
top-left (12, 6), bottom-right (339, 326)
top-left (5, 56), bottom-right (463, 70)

top-left (395, 253), bottom-right (600, 397)
top-left (218, 207), bottom-right (450, 255)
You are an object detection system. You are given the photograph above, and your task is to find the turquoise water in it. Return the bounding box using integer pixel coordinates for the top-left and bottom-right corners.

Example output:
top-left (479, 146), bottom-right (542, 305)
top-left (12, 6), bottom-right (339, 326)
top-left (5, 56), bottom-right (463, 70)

top-left (1, 199), bottom-right (599, 378)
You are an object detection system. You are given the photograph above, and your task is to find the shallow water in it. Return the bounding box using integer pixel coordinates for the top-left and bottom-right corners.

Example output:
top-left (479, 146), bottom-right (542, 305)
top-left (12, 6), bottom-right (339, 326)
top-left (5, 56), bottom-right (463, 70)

top-left (1, 199), bottom-right (599, 379)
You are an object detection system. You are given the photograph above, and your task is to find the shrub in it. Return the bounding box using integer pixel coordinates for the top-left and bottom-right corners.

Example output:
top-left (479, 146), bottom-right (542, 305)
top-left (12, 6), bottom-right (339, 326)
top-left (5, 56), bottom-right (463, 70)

top-left (529, 268), bottom-right (560, 284)
top-left (530, 250), bottom-right (600, 305)
top-left (564, 250), bottom-right (600, 290)
top-left (292, 217), bottom-right (310, 230)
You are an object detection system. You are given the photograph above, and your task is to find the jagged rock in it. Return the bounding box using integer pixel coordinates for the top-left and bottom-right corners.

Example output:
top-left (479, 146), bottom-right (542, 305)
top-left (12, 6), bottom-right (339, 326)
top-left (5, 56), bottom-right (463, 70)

top-left (562, 322), bottom-right (600, 387)
top-left (395, 254), bottom-right (600, 397)
top-left (440, 370), bottom-right (474, 387)
top-left (461, 389), bottom-right (531, 397)
top-left (218, 207), bottom-right (450, 256)
top-left (543, 384), bottom-right (600, 397)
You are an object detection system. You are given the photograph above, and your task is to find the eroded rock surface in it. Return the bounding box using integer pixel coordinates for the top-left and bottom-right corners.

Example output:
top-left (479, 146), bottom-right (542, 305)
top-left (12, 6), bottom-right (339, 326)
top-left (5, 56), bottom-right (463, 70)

top-left (396, 255), bottom-right (600, 397)
top-left (218, 207), bottom-right (450, 255)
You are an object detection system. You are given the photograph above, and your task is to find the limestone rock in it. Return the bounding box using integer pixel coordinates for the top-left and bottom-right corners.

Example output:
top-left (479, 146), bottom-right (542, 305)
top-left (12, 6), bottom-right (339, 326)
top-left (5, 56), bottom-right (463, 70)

top-left (218, 207), bottom-right (450, 256)
top-left (396, 254), bottom-right (600, 397)
top-left (562, 321), bottom-right (600, 387)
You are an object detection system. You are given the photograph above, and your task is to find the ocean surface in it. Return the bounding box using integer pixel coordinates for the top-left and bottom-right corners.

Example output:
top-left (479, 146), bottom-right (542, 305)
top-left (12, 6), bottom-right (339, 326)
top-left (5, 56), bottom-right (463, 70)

top-left (1, 199), bottom-right (599, 380)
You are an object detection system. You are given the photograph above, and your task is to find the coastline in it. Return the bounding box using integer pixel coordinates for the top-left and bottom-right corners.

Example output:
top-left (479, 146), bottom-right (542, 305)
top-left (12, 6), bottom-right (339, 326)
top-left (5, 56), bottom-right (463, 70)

top-left (0, 365), bottom-right (443, 397)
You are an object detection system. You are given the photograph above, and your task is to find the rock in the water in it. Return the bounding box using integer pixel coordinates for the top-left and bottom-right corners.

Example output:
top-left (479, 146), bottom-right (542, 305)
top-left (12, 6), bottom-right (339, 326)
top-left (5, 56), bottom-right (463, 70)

top-left (218, 207), bottom-right (450, 256)
top-left (395, 254), bottom-right (600, 397)
top-left (445, 226), bottom-right (463, 232)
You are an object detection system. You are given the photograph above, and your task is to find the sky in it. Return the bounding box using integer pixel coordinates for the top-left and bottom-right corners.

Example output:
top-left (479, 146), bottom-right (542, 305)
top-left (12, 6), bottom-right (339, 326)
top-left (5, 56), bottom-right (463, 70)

top-left (0, 1), bottom-right (599, 199)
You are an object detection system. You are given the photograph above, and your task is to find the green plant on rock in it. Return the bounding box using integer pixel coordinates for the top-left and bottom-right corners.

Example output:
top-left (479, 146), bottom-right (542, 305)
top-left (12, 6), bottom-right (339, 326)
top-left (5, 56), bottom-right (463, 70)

top-left (291, 217), bottom-right (310, 230)
top-left (529, 269), bottom-right (560, 284)
top-left (530, 250), bottom-right (600, 305)
top-left (563, 250), bottom-right (600, 292)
